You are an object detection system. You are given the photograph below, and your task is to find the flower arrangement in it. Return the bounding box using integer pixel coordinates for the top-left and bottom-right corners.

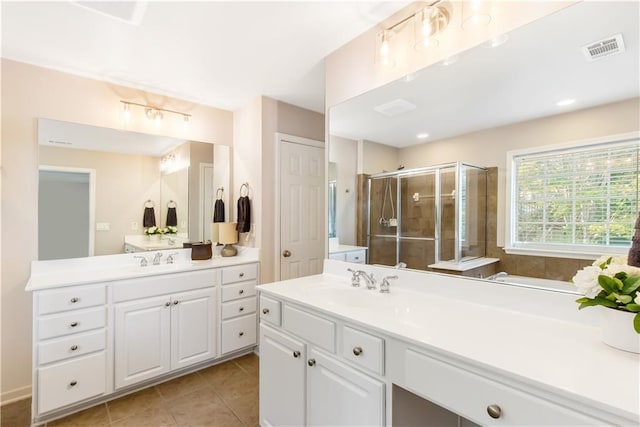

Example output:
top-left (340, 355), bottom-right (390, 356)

top-left (573, 255), bottom-right (640, 334)
top-left (144, 226), bottom-right (178, 235)
top-left (163, 226), bottom-right (178, 235)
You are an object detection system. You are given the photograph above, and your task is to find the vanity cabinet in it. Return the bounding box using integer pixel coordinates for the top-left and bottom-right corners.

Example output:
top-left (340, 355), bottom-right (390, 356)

top-left (259, 295), bottom-right (385, 426)
top-left (114, 287), bottom-right (216, 389)
top-left (34, 284), bottom-right (107, 414)
top-left (220, 263), bottom-right (258, 354)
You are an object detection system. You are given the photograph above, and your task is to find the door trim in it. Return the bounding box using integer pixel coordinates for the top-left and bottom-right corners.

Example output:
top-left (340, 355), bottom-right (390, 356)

top-left (38, 165), bottom-right (96, 257)
top-left (275, 133), bottom-right (324, 281)
top-left (199, 162), bottom-right (214, 242)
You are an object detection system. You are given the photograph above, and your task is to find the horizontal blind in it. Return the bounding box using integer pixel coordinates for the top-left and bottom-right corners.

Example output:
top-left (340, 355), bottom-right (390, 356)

top-left (513, 139), bottom-right (639, 249)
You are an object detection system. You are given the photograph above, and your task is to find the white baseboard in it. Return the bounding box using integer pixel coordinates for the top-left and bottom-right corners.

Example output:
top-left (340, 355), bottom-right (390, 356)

top-left (1, 385), bottom-right (31, 406)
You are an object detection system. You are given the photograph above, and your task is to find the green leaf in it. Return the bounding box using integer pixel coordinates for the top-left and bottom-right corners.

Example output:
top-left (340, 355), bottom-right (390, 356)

top-left (598, 275), bottom-right (616, 294)
top-left (615, 294), bottom-right (633, 304)
top-left (599, 257), bottom-right (613, 270)
top-left (625, 304), bottom-right (640, 313)
top-left (575, 297), bottom-right (590, 303)
top-left (622, 276), bottom-right (640, 294)
top-left (578, 297), bottom-right (619, 310)
top-left (634, 313), bottom-right (640, 334)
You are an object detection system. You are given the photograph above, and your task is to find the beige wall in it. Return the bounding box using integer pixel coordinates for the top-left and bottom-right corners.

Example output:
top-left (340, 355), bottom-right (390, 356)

top-left (398, 98), bottom-right (640, 246)
top-left (39, 146), bottom-right (161, 255)
top-left (329, 135), bottom-right (357, 245)
top-left (361, 139), bottom-right (400, 175)
top-left (1, 59), bottom-right (233, 401)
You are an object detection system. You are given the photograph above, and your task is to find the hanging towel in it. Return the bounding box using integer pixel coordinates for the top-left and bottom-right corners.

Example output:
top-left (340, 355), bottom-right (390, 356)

top-left (236, 196), bottom-right (251, 233)
top-left (213, 199), bottom-right (225, 223)
top-left (166, 207), bottom-right (177, 226)
top-left (143, 206), bottom-right (156, 228)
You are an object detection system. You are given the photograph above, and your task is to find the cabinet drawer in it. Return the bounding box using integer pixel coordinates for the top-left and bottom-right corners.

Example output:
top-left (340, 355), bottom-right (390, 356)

top-left (221, 314), bottom-right (257, 354)
top-left (37, 352), bottom-right (106, 414)
top-left (259, 295), bottom-right (281, 326)
top-left (404, 349), bottom-right (602, 426)
top-left (38, 329), bottom-right (106, 365)
top-left (38, 307), bottom-right (105, 340)
top-left (328, 252), bottom-right (346, 261)
top-left (346, 250), bottom-right (366, 264)
top-left (342, 326), bottom-right (384, 375)
top-left (222, 281), bottom-right (256, 302)
top-left (222, 296), bottom-right (257, 320)
top-left (37, 284), bottom-right (106, 315)
top-left (283, 305), bottom-right (335, 353)
top-left (222, 264), bottom-right (257, 284)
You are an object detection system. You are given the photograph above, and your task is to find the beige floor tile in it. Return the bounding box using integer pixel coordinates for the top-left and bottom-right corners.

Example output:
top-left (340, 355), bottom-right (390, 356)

top-left (233, 353), bottom-right (259, 376)
top-left (212, 369), bottom-right (258, 402)
top-left (47, 403), bottom-right (109, 427)
top-left (155, 372), bottom-right (209, 401)
top-left (110, 407), bottom-right (176, 427)
top-left (170, 388), bottom-right (243, 427)
top-left (224, 388), bottom-right (259, 427)
top-left (0, 398), bottom-right (31, 427)
top-left (107, 387), bottom-right (164, 423)
top-left (197, 360), bottom-right (243, 388)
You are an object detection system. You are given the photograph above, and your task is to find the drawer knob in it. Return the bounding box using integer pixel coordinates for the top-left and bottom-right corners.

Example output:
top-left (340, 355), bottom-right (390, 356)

top-left (353, 347), bottom-right (363, 356)
top-left (487, 404), bottom-right (502, 419)
top-left (262, 308), bottom-right (270, 315)
top-left (239, 331), bottom-right (244, 337)
top-left (165, 301), bottom-right (172, 307)
top-left (307, 358), bottom-right (316, 367)
top-left (173, 300), bottom-right (179, 305)
top-left (293, 350), bottom-right (301, 358)
top-left (239, 289), bottom-right (244, 295)
top-left (239, 307), bottom-right (244, 312)
top-left (70, 322), bottom-right (78, 328)
top-left (239, 272), bottom-right (245, 277)
top-left (70, 345), bottom-right (78, 351)
top-left (70, 297), bottom-right (79, 303)
top-left (69, 380), bottom-right (77, 387)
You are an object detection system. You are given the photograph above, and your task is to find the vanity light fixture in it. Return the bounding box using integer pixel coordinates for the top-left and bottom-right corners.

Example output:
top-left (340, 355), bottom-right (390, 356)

top-left (556, 98), bottom-right (576, 107)
top-left (482, 33), bottom-right (509, 48)
top-left (417, 133), bottom-right (430, 139)
top-left (461, 0), bottom-right (492, 30)
top-left (120, 100), bottom-right (192, 126)
top-left (440, 54), bottom-right (459, 66)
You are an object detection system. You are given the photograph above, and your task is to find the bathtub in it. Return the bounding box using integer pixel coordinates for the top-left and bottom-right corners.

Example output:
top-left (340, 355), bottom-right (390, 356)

top-left (488, 274), bottom-right (578, 294)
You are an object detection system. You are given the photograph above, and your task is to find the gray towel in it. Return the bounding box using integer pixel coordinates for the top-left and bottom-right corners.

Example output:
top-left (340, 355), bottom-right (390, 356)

top-left (213, 199), bottom-right (225, 223)
top-left (143, 207), bottom-right (156, 228)
top-left (166, 207), bottom-right (177, 227)
top-left (236, 196), bottom-right (251, 233)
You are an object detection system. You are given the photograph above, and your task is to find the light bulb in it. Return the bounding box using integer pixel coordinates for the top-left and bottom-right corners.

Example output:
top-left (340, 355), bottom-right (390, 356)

top-left (183, 114), bottom-right (190, 130)
top-left (380, 37), bottom-right (389, 57)
top-left (122, 103), bottom-right (131, 122)
top-left (154, 111), bottom-right (163, 126)
top-left (421, 8), bottom-right (433, 36)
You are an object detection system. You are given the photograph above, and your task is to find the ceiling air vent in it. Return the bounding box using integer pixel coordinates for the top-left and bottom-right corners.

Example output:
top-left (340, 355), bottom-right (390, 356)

top-left (582, 34), bottom-right (625, 61)
top-left (373, 99), bottom-right (417, 117)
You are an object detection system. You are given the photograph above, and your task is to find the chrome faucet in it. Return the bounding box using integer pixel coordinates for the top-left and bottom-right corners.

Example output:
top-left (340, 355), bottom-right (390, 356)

top-left (358, 271), bottom-right (377, 290)
top-left (393, 262), bottom-right (407, 269)
top-left (152, 252), bottom-right (163, 265)
top-left (166, 252), bottom-right (179, 264)
top-left (380, 275), bottom-right (398, 293)
top-left (487, 271), bottom-right (508, 281)
top-left (133, 255), bottom-right (148, 267)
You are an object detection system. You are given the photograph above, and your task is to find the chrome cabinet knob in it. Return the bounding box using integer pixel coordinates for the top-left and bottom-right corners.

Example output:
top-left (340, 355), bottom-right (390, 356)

top-left (262, 308), bottom-right (270, 314)
top-left (173, 300), bottom-right (179, 305)
top-left (239, 289), bottom-right (244, 295)
top-left (282, 250), bottom-right (292, 258)
top-left (293, 350), bottom-right (301, 358)
top-left (353, 347), bottom-right (363, 356)
top-left (165, 301), bottom-right (172, 307)
top-left (239, 272), bottom-right (245, 278)
top-left (69, 380), bottom-right (77, 387)
top-left (70, 297), bottom-right (79, 303)
top-left (70, 345), bottom-right (78, 351)
top-left (487, 404), bottom-right (502, 419)
top-left (307, 358), bottom-right (316, 367)
top-left (239, 331), bottom-right (244, 337)
top-left (239, 307), bottom-right (244, 312)
top-left (70, 322), bottom-right (78, 328)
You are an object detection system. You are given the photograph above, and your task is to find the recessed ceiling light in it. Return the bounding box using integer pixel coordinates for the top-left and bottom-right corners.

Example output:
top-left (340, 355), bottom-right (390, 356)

top-left (556, 99), bottom-right (576, 106)
top-left (417, 133), bottom-right (430, 139)
top-left (483, 33), bottom-right (508, 48)
top-left (440, 55), bottom-right (459, 66)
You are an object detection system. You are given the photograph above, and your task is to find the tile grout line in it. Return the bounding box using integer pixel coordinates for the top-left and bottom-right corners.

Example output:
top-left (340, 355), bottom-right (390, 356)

top-left (210, 387), bottom-right (248, 427)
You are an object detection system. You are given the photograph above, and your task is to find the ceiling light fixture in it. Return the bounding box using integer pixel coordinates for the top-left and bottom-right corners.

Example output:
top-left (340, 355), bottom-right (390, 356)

top-left (461, 0), bottom-right (492, 30)
top-left (417, 133), bottom-right (430, 139)
top-left (121, 100), bottom-right (191, 126)
top-left (376, 1), bottom-right (452, 66)
top-left (556, 98), bottom-right (576, 106)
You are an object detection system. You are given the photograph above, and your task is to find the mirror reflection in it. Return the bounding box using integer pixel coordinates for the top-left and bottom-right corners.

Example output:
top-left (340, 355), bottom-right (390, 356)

top-left (328, 1), bottom-right (639, 275)
top-left (37, 118), bottom-right (230, 259)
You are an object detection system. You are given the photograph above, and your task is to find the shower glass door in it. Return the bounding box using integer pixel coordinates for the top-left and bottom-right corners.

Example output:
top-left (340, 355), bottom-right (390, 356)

top-left (368, 176), bottom-right (398, 266)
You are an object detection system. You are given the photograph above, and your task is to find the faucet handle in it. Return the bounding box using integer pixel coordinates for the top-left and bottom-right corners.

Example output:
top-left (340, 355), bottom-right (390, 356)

top-left (133, 255), bottom-right (148, 267)
top-left (166, 252), bottom-right (180, 264)
top-left (347, 268), bottom-right (361, 287)
top-left (380, 275), bottom-right (398, 293)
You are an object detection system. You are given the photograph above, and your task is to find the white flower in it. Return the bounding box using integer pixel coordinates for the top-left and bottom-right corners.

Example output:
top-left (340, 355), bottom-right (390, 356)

top-left (603, 263), bottom-right (640, 278)
top-left (572, 265), bottom-right (604, 297)
top-left (635, 294), bottom-right (640, 305)
top-left (592, 255), bottom-right (628, 268)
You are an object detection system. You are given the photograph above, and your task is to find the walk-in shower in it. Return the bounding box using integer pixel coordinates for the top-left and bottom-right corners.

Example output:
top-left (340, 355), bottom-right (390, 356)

top-left (366, 162), bottom-right (487, 270)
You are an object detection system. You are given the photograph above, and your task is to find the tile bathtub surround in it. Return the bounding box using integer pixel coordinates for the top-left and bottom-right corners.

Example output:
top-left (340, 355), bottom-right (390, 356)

top-left (0, 354), bottom-right (259, 427)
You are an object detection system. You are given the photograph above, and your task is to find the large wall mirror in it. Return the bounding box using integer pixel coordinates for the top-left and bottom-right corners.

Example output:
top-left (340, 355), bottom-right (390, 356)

top-left (37, 118), bottom-right (231, 260)
top-left (328, 1), bottom-right (639, 272)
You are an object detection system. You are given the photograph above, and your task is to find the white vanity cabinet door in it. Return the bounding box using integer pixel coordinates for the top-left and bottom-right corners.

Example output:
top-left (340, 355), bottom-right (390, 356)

top-left (171, 288), bottom-right (217, 370)
top-left (259, 324), bottom-right (306, 427)
top-left (307, 347), bottom-right (385, 426)
top-left (114, 295), bottom-right (171, 389)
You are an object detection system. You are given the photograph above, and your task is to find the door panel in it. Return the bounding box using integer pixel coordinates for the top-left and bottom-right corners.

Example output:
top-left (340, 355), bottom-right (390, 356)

top-left (171, 288), bottom-right (217, 369)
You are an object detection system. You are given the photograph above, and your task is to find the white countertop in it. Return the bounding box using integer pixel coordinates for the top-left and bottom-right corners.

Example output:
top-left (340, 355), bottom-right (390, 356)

top-left (328, 244), bottom-right (368, 254)
top-left (26, 247), bottom-right (259, 291)
top-left (124, 234), bottom-right (189, 251)
top-left (257, 260), bottom-right (639, 423)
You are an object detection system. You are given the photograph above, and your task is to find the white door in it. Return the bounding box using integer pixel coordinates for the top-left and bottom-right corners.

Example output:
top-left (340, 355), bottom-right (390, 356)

top-left (280, 137), bottom-right (325, 280)
top-left (307, 348), bottom-right (385, 426)
top-left (171, 287), bottom-right (217, 369)
top-left (259, 324), bottom-right (306, 427)
top-left (114, 296), bottom-right (171, 389)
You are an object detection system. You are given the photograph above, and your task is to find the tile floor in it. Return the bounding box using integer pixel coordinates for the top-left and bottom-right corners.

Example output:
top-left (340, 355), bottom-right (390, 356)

top-left (0, 353), bottom-right (259, 427)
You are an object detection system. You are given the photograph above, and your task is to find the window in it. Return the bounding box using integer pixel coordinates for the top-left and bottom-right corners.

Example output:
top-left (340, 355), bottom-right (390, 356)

top-left (507, 135), bottom-right (639, 257)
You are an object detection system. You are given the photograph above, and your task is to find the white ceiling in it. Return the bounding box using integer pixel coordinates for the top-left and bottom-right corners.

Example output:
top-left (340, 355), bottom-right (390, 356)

top-left (330, 1), bottom-right (640, 147)
top-left (1, 1), bottom-right (411, 113)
